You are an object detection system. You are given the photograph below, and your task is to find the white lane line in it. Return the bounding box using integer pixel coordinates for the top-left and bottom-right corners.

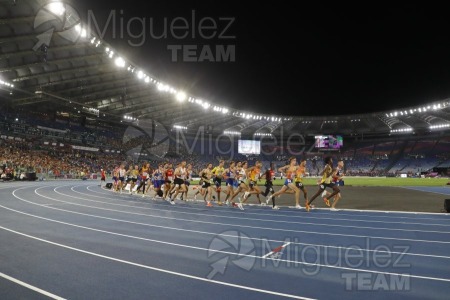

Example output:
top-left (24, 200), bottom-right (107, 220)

top-left (262, 242), bottom-right (292, 259)
top-left (0, 225), bottom-right (314, 300)
top-left (81, 186), bottom-right (450, 227)
top-left (398, 186), bottom-right (450, 196)
top-left (10, 190), bottom-right (450, 260)
top-left (53, 186), bottom-right (450, 235)
top-left (0, 271), bottom-right (65, 300)
top-left (87, 185), bottom-right (450, 222)
top-left (30, 186), bottom-right (450, 244)
top-left (2, 205), bottom-right (450, 284)
top-left (311, 206), bottom-right (450, 216)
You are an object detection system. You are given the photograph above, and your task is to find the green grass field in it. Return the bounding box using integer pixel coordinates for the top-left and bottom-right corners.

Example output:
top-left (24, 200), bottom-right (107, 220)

top-left (192, 177), bottom-right (450, 187)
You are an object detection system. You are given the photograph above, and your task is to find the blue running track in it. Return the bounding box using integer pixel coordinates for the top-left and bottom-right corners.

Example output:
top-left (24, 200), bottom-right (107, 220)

top-left (0, 181), bottom-right (449, 299)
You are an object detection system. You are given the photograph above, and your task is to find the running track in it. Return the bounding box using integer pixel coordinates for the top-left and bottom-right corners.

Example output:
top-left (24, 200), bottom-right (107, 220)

top-left (0, 181), bottom-right (449, 299)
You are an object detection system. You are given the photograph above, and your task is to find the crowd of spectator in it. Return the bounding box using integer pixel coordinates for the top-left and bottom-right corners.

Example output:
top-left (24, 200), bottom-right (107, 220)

top-left (0, 138), bottom-right (125, 180)
top-left (1, 110), bottom-right (450, 181)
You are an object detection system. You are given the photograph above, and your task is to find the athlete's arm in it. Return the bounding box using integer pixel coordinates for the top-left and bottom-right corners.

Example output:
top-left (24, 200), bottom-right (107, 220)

top-left (222, 168), bottom-right (228, 177)
top-left (335, 169), bottom-right (344, 180)
top-left (278, 165), bottom-right (289, 173)
top-left (260, 171), bottom-right (267, 180)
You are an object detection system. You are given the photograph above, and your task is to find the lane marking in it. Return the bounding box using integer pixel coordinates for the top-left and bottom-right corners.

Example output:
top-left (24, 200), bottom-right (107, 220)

top-left (2, 207), bottom-right (450, 283)
top-left (49, 186), bottom-right (450, 235)
top-left (80, 186), bottom-right (450, 227)
top-left (8, 190), bottom-right (450, 259)
top-left (29, 186), bottom-right (450, 244)
top-left (0, 225), bottom-right (315, 300)
top-left (398, 186), bottom-right (450, 196)
top-left (87, 184), bottom-right (450, 221)
top-left (262, 242), bottom-right (291, 259)
top-left (0, 271), bottom-right (65, 300)
top-left (34, 188), bottom-right (450, 244)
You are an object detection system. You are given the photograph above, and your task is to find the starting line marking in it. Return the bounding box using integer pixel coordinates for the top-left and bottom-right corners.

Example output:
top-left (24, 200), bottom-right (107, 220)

top-left (262, 242), bottom-right (292, 259)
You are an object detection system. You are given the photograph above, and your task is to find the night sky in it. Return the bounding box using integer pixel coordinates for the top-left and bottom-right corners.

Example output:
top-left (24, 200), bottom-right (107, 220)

top-left (76, 1), bottom-right (450, 116)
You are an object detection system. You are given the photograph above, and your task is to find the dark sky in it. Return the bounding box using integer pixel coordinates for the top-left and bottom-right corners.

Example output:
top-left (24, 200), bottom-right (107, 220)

top-left (76, 1), bottom-right (450, 116)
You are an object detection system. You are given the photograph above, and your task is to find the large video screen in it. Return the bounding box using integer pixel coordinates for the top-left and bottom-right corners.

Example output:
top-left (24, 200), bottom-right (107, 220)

top-left (238, 140), bottom-right (261, 155)
top-left (315, 135), bottom-right (343, 149)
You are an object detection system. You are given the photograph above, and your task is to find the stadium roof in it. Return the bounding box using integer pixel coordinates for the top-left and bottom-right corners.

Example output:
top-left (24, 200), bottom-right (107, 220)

top-left (1, 0), bottom-right (450, 138)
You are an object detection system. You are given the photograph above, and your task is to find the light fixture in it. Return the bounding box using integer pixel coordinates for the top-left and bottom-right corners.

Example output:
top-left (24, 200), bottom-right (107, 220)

top-left (48, 2), bottom-right (65, 16)
top-left (176, 91), bottom-right (187, 102)
top-left (430, 124), bottom-right (450, 130)
top-left (224, 131), bottom-right (241, 135)
top-left (114, 57), bottom-right (125, 68)
top-left (390, 128), bottom-right (413, 133)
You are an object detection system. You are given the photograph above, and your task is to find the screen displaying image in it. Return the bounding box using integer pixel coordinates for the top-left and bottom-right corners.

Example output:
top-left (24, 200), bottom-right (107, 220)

top-left (315, 135), bottom-right (343, 149)
top-left (315, 136), bottom-right (327, 148)
top-left (238, 140), bottom-right (261, 154)
top-left (328, 135), bottom-right (343, 149)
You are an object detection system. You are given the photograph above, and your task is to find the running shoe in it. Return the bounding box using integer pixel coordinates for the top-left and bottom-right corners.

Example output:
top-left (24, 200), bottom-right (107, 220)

top-left (206, 202), bottom-right (213, 207)
top-left (330, 207), bottom-right (339, 211)
top-left (295, 204), bottom-right (302, 209)
top-left (237, 202), bottom-right (244, 210)
top-left (272, 205), bottom-right (280, 210)
top-left (170, 200), bottom-right (175, 205)
top-left (323, 198), bottom-right (331, 207)
top-left (305, 202), bottom-right (310, 212)
top-left (266, 195), bottom-right (273, 205)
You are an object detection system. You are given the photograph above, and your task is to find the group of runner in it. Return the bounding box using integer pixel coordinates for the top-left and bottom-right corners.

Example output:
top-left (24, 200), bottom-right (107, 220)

top-left (108, 162), bottom-right (193, 204)
top-left (105, 156), bottom-right (345, 211)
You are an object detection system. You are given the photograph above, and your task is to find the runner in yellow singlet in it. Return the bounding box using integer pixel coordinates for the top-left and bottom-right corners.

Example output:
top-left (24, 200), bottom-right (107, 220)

top-left (211, 160), bottom-right (225, 205)
top-left (306, 156), bottom-right (340, 212)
